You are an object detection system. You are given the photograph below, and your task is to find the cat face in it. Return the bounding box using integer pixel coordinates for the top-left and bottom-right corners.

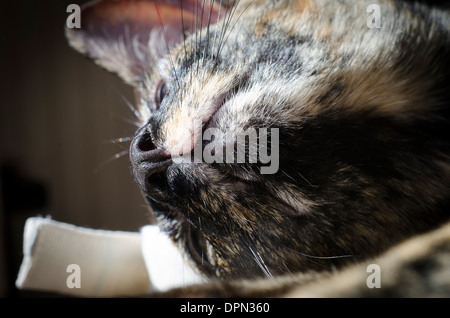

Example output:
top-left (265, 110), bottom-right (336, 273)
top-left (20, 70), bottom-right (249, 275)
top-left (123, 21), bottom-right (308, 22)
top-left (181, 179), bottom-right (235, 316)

top-left (67, 0), bottom-right (450, 279)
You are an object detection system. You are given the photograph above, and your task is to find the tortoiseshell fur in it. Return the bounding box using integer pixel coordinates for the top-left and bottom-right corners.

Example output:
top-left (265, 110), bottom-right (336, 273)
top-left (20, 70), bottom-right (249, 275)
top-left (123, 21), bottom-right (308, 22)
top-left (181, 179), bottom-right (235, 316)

top-left (67, 0), bottom-right (450, 296)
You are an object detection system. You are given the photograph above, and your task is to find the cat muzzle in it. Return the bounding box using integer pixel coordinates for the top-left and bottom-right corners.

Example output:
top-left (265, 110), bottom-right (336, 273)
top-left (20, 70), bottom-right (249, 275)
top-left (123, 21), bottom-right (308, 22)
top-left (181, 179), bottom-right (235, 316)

top-left (130, 126), bottom-right (172, 196)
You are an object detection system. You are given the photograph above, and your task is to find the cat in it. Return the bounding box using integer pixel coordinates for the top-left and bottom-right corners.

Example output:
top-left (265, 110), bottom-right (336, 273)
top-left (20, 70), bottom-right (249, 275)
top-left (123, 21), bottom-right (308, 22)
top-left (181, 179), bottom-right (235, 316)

top-left (66, 0), bottom-right (450, 296)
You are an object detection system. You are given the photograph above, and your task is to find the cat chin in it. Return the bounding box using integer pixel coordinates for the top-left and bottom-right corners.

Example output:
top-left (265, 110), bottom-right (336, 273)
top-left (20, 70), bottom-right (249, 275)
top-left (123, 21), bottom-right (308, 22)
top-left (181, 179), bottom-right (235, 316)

top-left (144, 195), bottom-right (219, 277)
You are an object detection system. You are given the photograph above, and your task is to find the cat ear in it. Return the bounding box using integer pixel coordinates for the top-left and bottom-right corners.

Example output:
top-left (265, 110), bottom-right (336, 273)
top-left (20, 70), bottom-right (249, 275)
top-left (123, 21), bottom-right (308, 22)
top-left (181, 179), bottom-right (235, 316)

top-left (66, 0), bottom-right (226, 86)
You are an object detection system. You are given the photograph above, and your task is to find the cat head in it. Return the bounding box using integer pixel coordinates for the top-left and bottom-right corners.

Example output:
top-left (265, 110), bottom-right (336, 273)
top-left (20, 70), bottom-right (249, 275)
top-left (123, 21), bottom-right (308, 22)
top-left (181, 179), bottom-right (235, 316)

top-left (67, 0), bottom-right (450, 279)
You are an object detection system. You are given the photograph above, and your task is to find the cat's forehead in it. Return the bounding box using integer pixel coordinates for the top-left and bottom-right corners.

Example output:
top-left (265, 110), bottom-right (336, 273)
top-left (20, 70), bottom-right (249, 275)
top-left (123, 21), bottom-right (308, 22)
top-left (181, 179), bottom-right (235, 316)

top-left (143, 0), bottom-right (446, 129)
top-left (158, 27), bottom-right (243, 80)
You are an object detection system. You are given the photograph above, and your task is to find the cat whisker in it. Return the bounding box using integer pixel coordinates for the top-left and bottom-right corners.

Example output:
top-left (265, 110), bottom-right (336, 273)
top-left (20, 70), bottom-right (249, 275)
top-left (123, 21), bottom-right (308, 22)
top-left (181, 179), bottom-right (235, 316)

top-left (214, 0), bottom-right (236, 59)
top-left (202, 0), bottom-right (216, 67)
top-left (197, 216), bottom-right (205, 266)
top-left (193, 0), bottom-right (199, 72)
top-left (249, 245), bottom-right (274, 279)
top-left (195, 0), bottom-right (207, 75)
top-left (93, 150), bottom-right (129, 174)
top-left (289, 249), bottom-right (354, 260)
top-left (282, 248), bottom-right (354, 269)
top-left (108, 84), bottom-right (145, 125)
top-left (187, 217), bottom-right (198, 229)
top-left (217, 0), bottom-right (254, 57)
top-left (241, 237), bottom-right (274, 279)
top-left (120, 116), bottom-right (141, 128)
top-left (211, 0), bottom-right (224, 58)
top-left (280, 169), bottom-right (296, 182)
top-left (304, 254), bottom-right (354, 260)
top-left (102, 136), bottom-right (133, 144)
top-left (281, 168), bottom-right (313, 187)
top-left (118, 92), bottom-right (143, 122)
top-left (154, 1), bottom-right (181, 90)
top-left (297, 171), bottom-right (313, 186)
top-left (257, 238), bottom-right (292, 275)
top-left (180, 0), bottom-right (188, 58)
top-left (106, 108), bottom-right (141, 128)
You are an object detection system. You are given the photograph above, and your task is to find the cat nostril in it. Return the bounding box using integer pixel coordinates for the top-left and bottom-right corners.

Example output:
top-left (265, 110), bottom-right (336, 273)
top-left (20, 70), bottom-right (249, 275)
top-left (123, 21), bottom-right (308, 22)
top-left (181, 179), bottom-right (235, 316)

top-left (137, 131), bottom-right (156, 152)
top-left (130, 127), bottom-right (171, 166)
top-left (130, 127), bottom-right (172, 195)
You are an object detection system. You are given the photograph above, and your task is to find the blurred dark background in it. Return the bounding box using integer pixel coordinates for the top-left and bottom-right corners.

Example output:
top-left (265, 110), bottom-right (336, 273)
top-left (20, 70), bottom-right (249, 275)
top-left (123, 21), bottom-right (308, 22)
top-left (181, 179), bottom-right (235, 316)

top-left (1, 0), bottom-right (449, 298)
top-left (0, 1), bottom-right (149, 297)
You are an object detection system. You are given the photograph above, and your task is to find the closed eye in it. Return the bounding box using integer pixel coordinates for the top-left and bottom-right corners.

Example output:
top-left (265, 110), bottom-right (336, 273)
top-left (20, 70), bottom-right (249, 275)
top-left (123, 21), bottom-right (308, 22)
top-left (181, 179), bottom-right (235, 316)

top-left (154, 79), bottom-right (167, 110)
